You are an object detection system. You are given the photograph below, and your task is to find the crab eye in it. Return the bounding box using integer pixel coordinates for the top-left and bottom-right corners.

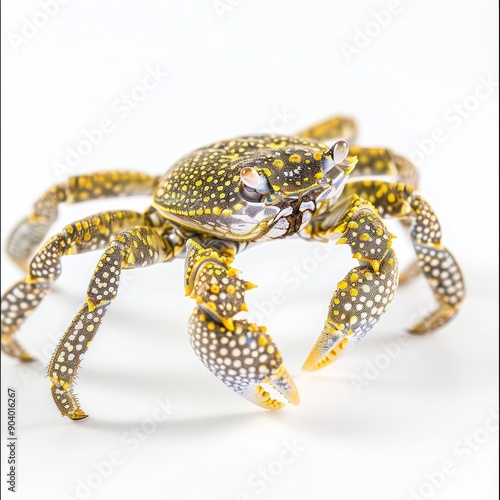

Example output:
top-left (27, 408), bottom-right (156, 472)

top-left (322, 140), bottom-right (350, 177)
top-left (330, 140), bottom-right (349, 164)
top-left (240, 167), bottom-right (272, 202)
top-left (240, 167), bottom-right (270, 192)
top-left (240, 167), bottom-right (260, 188)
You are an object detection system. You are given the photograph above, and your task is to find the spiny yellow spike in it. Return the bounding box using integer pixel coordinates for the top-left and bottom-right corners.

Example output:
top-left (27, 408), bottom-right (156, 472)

top-left (86, 298), bottom-right (97, 312)
top-left (245, 281), bottom-right (258, 290)
top-left (227, 268), bottom-right (241, 277)
top-left (184, 285), bottom-right (191, 296)
top-left (240, 303), bottom-right (249, 312)
top-left (258, 335), bottom-right (268, 346)
top-left (336, 237), bottom-right (348, 245)
top-left (334, 223), bottom-right (347, 233)
top-left (221, 318), bottom-right (235, 331)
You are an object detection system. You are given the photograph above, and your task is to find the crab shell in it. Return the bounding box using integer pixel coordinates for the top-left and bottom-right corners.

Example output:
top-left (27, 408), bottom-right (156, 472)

top-left (152, 135), bottom-right (353, 241)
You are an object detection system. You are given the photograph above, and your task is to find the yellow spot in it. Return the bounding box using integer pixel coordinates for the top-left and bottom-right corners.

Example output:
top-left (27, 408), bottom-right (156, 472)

top-left (226, 285), bottom-right (236, 294)
top-left (314, 172), bottom-right (323, 179)
top-left (338, 281), bottom-right (348, 290)
top-left (273, 159), bottom-right (284, 168)
top-left (313, 152), bottom-right (323, 161)
top-left (360, 233), bottom-right (370, 241)
top-left (350, 273), bottom-right (359, 282)
top-left (207, 322), bottom-right (215, 331)
top-left (258, 336), bottom-right (268, 346)
top-left (388, 193), bottom-right (396, 203)
top-left (348, 221), bottom-right (358, 229)
top-left (221, 209), bottom-right (233, 216)
top-left (333, 310), bottom-right (340, 316)
top-left (289, 154), bottom-right (301, 163)
top-left (337, 237), bottom-right (348, 245)
top-left (333, 298), bottom-right (340, 305)
top-left (233, 203), bottom-right (244, 211)
top-left (350, 289), bottom-right (358, 297)
top-left (210, 285), bottom-right (219, 293)
top-left (267, 140), bottom-right (287, 149)
top-left (195, 180), bottom-right (202, 187)
top-left (212, 207), bottom-right (221, 215)
top-left (349, 315), bottom-right (358, 325)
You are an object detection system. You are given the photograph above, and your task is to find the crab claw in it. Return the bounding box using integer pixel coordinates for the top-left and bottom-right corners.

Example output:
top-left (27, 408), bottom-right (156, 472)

top-left (303, 248), bottom-right (399, 372)
top-left (301, 326), bottom-right (350, 371)
top-left (188, 308), bottom-right (299, 409)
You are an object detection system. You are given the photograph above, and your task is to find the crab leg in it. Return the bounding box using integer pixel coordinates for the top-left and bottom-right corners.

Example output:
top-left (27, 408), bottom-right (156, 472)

top-left (1, 210), bottom-right (147, 360)
top-left (340, 180), bottom-right (465, 332)
top-left (6, 171), bottom-right (158, 270)
top-left (184, 239), bottom-right (299, 410)
top-left (297, 115), bottom-right (358, 143)
top-left (343, 147), bottom-right (420, 282)
top-left (303, 196), bottom-right (399, 370)
top-left (48, 226), bottom-right (183, 420)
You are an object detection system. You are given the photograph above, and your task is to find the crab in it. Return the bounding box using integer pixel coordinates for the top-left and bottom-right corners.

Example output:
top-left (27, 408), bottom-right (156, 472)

top-left (1, 115), bottom-right (465, 419)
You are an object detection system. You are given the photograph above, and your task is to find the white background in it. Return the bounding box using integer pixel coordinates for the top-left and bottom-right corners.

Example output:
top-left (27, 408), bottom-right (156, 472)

top-left (1, 1), bottom-right (498, 499)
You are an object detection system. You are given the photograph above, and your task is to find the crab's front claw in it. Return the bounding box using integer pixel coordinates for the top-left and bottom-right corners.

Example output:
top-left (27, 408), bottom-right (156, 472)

top-left (188, 308), bottom-right (299, 410)
top-left (302, 248), bottom-right (399, 372)
top-left (302, 325), bottom-right (350, 372)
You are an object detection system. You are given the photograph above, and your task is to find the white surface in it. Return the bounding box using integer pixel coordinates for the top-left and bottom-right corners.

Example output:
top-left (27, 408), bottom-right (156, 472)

top-left (1, 1), bottom-right (498, 499)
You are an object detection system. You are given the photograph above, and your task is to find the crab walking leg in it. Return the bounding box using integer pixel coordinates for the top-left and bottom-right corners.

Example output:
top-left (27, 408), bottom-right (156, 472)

top-left (184, 239), bottom-right (299, 410)
top-left (297, 116), bottom-right (358, 143)
top-left (344, 147), bottom-right (419, 282)
top-left (49, 226), bottom-right (183, 420)
top-left (342, 181), bottom-right (465, 332)
top-left (303, 197), bottom-right (399, 370)
top-left (346, 147), bottom-right (419, 187)
top-left (1, 211), bottom-right (145, 360)
top-left (7, 171), bottom-right (159, 269)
